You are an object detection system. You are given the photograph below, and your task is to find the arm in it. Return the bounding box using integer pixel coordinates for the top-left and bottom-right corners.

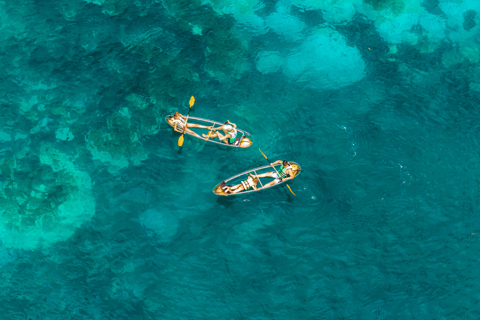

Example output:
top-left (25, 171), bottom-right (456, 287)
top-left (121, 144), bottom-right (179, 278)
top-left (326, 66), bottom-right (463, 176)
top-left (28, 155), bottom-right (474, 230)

top-left (271, 160), bottom-right (282, 166)
top-left (170, 119), bottom-right (183, 133)
top-left (225, 120), bottom-right (237, 129)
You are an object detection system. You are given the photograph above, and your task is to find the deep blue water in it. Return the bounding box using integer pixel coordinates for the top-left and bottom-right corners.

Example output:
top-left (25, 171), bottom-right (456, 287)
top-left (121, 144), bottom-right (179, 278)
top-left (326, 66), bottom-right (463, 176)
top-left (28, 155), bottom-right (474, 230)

top-left (1, 0), bottom-right (480, 319)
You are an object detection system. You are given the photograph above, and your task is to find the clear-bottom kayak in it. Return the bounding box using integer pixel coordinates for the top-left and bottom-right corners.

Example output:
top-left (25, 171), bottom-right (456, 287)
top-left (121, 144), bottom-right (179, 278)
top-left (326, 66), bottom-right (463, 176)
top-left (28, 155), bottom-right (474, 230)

top-left (165, 115), bottom-right (253, 148)
top-left (213, 162), bottom-right (301, 196)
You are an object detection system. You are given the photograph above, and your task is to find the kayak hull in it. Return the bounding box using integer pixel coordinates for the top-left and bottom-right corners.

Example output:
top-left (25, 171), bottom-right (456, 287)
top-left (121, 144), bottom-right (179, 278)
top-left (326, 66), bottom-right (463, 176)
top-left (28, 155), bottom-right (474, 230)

top-left (213, 162), bottom-right (302, 196)
top-left (165, 115), bottom-right (253, 148)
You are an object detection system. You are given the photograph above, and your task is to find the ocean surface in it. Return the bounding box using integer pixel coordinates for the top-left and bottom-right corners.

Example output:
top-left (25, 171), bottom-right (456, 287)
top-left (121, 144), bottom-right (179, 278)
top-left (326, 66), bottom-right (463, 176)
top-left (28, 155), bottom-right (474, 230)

top-left (1, 0), bottom-right (480, 318)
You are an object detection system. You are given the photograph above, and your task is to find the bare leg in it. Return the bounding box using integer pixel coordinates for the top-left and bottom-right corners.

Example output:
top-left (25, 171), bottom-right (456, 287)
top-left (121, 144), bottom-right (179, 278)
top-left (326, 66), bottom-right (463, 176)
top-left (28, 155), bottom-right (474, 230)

top-left (262, 180), bottom-right (279, 188)
top-left (202, 132), bottom-right (219, 139)
top-left (256, 172), bottom-right (276, 178)
top-left (187, 123), bottom-right (212, 129)
top-left (229, 185), bottom-right (246, 194)
top-left (171, 120), bottom-right (201, 138)
top-left (182, 127), bottom-right (202, 138)
top-left (224, 183), bottom-right (242, 193)
top-left (216, 132), bottom-right (231, 144)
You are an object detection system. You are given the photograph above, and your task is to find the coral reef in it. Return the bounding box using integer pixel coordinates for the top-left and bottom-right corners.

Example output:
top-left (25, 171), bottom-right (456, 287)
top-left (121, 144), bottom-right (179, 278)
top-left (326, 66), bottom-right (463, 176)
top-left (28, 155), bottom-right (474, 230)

top-left (0, 147), bottom-right (95, 250)
top-left (86, 107), bottom-right (149, 173)
top-left (290, 0), bottom-right (359, 24)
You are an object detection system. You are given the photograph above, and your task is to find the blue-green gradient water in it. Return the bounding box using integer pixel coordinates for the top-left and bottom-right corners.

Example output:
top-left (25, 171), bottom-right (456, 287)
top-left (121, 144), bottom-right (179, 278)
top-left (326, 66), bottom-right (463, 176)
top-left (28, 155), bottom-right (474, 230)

top-left (1, 0), bottom-right (480, 318)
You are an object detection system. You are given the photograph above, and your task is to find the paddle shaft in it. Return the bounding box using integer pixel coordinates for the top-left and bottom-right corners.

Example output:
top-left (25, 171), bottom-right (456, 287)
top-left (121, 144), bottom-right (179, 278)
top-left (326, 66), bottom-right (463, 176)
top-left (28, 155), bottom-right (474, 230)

top-left (259, 149), bottom-right (282, 179)
top-left (264, 158), bottom-right (284, 181)
top-left (177, 96), bottom-right (195, 147)
top-left (259, 148), bottom-right (296, 196)
top-left (181, 109), bottom-right (192, 134)
top-left (271, 164), bottom-right (283, 181)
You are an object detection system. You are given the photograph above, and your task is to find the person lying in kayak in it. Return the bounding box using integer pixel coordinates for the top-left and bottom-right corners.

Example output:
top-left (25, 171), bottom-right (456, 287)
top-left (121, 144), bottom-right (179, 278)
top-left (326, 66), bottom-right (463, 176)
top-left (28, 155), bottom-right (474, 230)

top-left (221, 173), bottom-right (260, 194)
top-left (256, 160), bottom-right (295, 188)
top-left (202, 120), bottom-right (239, 145)
top-left (168, 112), bottom-right (212, 138)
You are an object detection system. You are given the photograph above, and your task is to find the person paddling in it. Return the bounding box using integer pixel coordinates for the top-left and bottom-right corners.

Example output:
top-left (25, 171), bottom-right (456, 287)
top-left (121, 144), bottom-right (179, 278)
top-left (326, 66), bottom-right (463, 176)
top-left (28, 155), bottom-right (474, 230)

top-left (256, 160), bottom-right (295, 188)
top-left (202, 120), bottom-right (239, 145)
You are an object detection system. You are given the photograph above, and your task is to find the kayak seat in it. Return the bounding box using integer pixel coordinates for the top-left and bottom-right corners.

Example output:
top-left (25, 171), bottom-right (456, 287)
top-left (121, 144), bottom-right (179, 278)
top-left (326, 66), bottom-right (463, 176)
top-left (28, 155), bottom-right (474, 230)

top-left (233, 135), bottom-right (244, 146)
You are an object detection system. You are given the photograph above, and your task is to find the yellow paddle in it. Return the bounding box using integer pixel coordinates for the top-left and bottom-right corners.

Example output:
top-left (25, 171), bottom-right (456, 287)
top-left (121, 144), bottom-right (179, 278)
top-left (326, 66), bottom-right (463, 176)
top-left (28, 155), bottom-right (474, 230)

top-left (178, 96), bottom-right (195, 147)
top-left (259, 148), bottom-right (296, 196)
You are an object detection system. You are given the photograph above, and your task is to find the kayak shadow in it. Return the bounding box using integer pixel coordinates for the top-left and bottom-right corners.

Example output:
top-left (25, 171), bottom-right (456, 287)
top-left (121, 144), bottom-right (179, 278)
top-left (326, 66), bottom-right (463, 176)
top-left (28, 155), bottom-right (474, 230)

top-left (285, 193), bottom-right (295, 204)
top-left (215, 195), bottom-right (236, 208)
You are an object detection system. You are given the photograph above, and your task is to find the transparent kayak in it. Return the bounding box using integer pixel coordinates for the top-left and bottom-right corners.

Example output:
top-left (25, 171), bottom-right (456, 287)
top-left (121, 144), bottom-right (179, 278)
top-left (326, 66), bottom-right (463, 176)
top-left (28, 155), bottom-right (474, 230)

top-left (165, 115), bottom-right (254, 148)
top-left (213, 162), bottom-right (302, 196)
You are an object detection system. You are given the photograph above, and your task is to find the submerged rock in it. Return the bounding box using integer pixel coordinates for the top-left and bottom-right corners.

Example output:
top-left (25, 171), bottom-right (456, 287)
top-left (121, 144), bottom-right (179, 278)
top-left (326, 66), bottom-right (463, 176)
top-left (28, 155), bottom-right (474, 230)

top-left (359, 0), bottom-right (423, 45)
top-left (283, 28), bottom-right (366, 90)
top-left (256, 51), bottom-right (283, 74)
top-left (438, 0), bottom-right (480, 43)
top-left (204, 28), bottom-right (249, 82)
top-left (82, 0), bottom-right (128, 16)
top-left (139, 208), bottom-right (179, 242)
top-left (201, 0), bottom-right (263, 22)
top-left (289, 0), bottom-right (359, 24)
top-left (0, 131), bottom-right (12, 143)
top-left (265, 9), bottom-right (306, 43)
top-left (442, 46), bottom-right (480, 68)
top-left (55, 127), bottom-right (74, 141)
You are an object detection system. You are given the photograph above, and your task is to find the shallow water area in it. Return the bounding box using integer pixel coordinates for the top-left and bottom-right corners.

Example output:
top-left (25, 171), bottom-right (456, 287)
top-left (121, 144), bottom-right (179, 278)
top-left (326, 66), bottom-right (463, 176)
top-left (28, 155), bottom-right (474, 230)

top-left (1, 0), bottom-right (480, 318)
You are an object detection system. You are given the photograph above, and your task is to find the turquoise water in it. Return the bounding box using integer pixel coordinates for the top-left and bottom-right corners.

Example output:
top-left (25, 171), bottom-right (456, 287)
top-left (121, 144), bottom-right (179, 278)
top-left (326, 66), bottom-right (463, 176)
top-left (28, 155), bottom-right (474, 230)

top-left (1, 0), bottom-right (480, 318)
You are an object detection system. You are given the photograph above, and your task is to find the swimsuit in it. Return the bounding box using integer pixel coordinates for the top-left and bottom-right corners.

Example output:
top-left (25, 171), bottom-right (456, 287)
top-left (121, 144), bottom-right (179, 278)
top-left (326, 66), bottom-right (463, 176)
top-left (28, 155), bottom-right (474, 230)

top-left (241, 177), bottom-right (255, 190)
top-left (223, 124), bottom-right (237, 144)
top-left (277, 164), bottom-right (293, 179)
top-left (269, 164), bottom-right (293, 183)
top-left (171, 118), bottom-right (186, 131)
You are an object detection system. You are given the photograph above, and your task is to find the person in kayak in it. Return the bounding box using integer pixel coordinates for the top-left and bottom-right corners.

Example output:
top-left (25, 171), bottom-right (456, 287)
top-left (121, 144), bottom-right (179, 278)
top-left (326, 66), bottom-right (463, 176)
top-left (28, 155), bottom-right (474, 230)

top-left (221, 173), bottom-right (260, 194)
top-left (168, 112), bottom-right (212, 138)
top-left (202, 120), bottom-right (238, 145)
top-left (256, 160), bottom-right (295, 188)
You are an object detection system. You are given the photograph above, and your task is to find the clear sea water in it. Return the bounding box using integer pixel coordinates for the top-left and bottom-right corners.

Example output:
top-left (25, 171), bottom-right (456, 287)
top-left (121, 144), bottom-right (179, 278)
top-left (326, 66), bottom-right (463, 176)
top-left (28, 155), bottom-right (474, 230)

top-left (1, 0), bottom-right (480, 319)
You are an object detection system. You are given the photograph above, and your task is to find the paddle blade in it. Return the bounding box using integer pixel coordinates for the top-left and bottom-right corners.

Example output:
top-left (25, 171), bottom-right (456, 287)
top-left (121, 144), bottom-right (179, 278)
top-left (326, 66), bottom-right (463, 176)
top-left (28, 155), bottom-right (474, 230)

top-left (259, 148), bottom-right (268, 159)
top-left (178, 134), bottom-right (185, 147)
top-left (287, 184), bottom-right (296, 196)
top-left (189, 96), bottom-right (195, 108)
